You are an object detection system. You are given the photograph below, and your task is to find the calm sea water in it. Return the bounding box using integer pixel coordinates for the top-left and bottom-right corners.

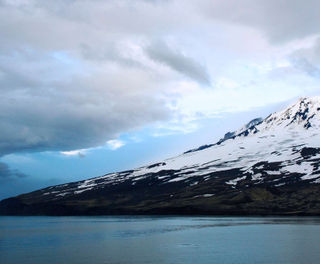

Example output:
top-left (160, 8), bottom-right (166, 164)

top-left (1, 216), bottom-right (320, 264)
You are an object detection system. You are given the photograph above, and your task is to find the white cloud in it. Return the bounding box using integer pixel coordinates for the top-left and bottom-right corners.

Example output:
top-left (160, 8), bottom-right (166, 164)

top-left (107, 140), bottom-right (126, 150)
top-left (60, 149), bottom-right (87, 158)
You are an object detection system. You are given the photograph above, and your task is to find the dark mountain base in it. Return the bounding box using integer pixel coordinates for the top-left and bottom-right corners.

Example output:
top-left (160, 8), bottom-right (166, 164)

top-left (2, 171), bottom-right (320, 216)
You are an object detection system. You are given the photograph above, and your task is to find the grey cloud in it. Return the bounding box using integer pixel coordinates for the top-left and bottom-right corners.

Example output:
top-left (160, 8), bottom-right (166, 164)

top-left (287, 38), bottom-right (320, 78)
top-left (80, 44), bottom-right (144, 69)
top-left (1, 0), bottom-right (319, 159)
top-left (0, 49), bottom-right (171, 156)
top-left (267, 57), bottom-right (320, 81)
top-left (0, 162), bottom-right (28, 180)
top-left (200, 0), bottom-right (320, 82)
top-left (146, 41), bottom-right (211, 86)
top-left (290, 57), bottom-right (320, 78)
top-left (291, 38), bottom-right (320, 64)
top-left (201, 0), bottom-right (320, 44)
top-left (0, 0), bottom-right (185, 157)
top-left (0, 0), bottom-right (211, 158)
top-left (0, 0), bottom-right (179, 50)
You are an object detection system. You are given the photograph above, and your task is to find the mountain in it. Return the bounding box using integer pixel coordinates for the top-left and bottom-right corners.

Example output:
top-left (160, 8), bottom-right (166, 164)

top-left (1, 96), bottom-right (320, 216)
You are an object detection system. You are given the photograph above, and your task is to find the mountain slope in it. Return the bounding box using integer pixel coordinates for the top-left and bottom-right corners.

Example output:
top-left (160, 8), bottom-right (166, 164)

top-left (1, 97), bottom-right (320, 215)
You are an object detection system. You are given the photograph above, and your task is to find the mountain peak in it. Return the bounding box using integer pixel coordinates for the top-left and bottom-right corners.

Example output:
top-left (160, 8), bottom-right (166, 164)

top-left (263, 96), bottom-right (320, 130)
top-left (189, 96), bottom-right (320, 150)
top-left (216, 96), bottom-right (320, 143)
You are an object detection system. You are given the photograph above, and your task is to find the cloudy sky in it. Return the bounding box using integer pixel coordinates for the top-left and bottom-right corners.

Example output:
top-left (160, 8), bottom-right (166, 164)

top-left (1, 0), bottom-right (320, 199)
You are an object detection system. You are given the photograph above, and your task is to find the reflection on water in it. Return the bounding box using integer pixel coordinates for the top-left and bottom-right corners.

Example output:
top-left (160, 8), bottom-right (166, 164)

top-left (1, 216), bottom-right (320, 264)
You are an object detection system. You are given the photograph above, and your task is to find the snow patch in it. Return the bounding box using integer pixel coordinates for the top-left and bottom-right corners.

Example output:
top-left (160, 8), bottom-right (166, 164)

top-left (226, 176), bottom-right (246, 185)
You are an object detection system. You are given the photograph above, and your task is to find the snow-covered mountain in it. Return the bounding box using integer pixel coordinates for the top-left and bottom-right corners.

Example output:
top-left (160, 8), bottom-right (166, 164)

top-left (1, 96), bottom-right (320, 215)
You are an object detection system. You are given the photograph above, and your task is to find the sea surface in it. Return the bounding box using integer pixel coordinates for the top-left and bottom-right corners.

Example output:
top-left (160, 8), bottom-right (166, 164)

top-left (1, 216), bottom-right (320, 264)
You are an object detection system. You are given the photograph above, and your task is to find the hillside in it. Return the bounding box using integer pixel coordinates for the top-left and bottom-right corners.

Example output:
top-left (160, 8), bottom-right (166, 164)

top-left (1, 97), bottom-right (320, 215)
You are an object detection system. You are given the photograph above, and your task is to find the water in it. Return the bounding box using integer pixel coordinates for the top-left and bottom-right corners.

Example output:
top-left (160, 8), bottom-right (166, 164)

top-left (1, 216), bottom-right (320, 264)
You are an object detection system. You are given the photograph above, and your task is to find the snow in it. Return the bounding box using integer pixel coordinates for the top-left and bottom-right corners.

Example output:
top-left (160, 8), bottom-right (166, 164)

top-left (251, 173), bottom-right (263, 181)
top-left (56, 192), bottom-right (69, 197)
top-left (265, 171), bottom-right (281, 175)
top-left (202, 193), bottom-right (215, 197)
top-left (282, 163), bottom-right (314, 176)
top-left (168, 176), bottom-right (189, 183)
top-left (193, 193), bottom-right (215, 198)
top-left (226, 176), bottom-right (246, 185)
top-left (301, 174), bottom-right (320, 180)
top-left (74, 188), bottom-right (93, 194)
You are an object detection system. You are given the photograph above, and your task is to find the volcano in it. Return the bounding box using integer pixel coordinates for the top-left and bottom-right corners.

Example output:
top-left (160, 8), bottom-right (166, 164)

top-left (2, 97), bottom-right (320, 215)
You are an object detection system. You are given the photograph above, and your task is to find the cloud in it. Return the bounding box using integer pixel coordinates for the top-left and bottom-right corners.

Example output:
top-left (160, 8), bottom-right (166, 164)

top-left (0, 0), bottom-right (197, 157)
top-left (200, 0), bottom-right (320, 44)
top-left (1, 0), bottom-right (320, 160)
top-left (145, 41), bottom-right (211, 86)
top-left (0, 162), bottom-right (28, 180)
top-left (60, 149), bottom-right (87, 158)
top-left (286, 37), bottom-right (320, 78)
top-left (0, 47), bottom-right (172, 156)
top-left (107, 140), bottom-right (126, 150)
top-left (289, 57), bottom-right (320, 78)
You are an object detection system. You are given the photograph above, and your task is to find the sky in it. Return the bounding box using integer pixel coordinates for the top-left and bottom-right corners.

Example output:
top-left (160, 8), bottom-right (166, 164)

top-left (1, 0), bottom-right (320, 199)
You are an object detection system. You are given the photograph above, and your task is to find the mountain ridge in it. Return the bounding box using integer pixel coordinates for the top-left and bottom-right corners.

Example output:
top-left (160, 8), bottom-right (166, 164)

top-left (1, 96), bottom-right (320, 216)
